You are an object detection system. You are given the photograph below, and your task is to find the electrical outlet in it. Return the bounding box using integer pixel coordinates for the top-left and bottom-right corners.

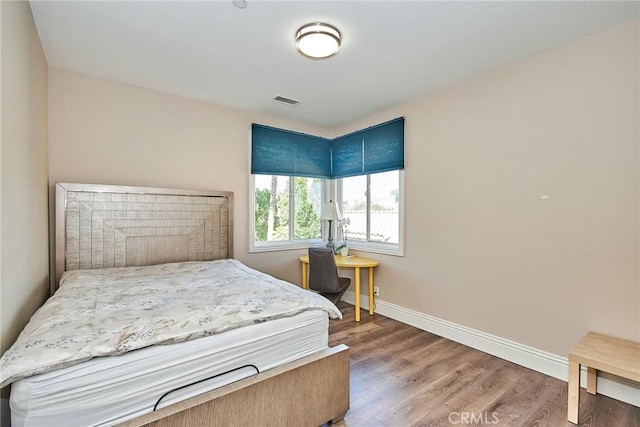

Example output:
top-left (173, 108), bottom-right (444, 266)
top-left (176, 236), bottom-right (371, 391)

top-left (374, 286), bottom-right (380, 297)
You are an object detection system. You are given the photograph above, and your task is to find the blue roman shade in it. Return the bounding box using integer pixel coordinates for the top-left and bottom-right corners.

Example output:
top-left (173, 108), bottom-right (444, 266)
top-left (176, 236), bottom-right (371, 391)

top-left (363, 118), bottom-right (405, 174)
top-left (251, 124), bottom-right (332, 178)
top-left (252, 117), bottom-right (404, 178)
top-left (332, 118), bottom-right (404, 178)
top-left (331, 132), bottom-right (363, 178)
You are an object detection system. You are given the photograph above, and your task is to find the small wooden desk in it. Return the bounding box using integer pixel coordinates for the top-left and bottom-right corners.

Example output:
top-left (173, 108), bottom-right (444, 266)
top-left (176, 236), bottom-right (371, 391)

top-left (299, 254), bottom-right (379, 322)
top-left (567, 332), bottom-right (640, 423)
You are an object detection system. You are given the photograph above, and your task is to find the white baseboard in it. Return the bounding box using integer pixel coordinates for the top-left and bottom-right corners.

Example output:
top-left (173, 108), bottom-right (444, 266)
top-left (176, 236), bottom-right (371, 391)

top-left (342, 291), bottom-right (640, 407)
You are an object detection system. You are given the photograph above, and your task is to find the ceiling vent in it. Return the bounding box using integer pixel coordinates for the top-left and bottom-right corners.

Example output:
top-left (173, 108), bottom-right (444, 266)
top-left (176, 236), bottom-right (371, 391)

top-left (272, 95), bottom-right (301, 106)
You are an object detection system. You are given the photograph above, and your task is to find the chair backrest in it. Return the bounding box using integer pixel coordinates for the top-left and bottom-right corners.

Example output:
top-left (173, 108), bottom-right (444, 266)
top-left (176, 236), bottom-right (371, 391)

top-left (308, 247), bottom-right (341, 293)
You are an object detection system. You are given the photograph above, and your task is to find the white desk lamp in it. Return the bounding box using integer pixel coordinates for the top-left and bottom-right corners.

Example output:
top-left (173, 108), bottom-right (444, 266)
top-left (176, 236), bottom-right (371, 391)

top-left (321, 200), bottom-right (342, 250)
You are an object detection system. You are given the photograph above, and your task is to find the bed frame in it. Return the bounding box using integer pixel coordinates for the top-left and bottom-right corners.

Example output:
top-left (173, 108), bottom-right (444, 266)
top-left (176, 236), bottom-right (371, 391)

top-left (54, 182), bottom-right (349, 427)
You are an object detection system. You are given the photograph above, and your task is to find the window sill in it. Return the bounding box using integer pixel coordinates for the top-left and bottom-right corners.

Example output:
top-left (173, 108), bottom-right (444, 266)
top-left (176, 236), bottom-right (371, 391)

top-left (249, 239), bottom-right (324, 253)
top-left (249, 240), bottom-right (403, 257)
top-left (343, 242), bottom-right (404, 257)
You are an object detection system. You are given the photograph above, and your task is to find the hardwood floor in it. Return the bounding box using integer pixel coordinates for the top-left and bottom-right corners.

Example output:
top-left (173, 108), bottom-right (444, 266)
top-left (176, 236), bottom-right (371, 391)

top-left (328, 303), bottom-right (640, 427)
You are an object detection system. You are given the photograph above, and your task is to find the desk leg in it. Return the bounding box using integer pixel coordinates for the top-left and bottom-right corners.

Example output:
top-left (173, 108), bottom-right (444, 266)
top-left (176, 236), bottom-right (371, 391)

top-left (354, 267), bottom-right (361, 322)
top-left (301, 263), bottom-right (307, 290)
top-left (368, 267), bottom-right (374, 316)
top-left (568, 360), bottom-right (580, 424)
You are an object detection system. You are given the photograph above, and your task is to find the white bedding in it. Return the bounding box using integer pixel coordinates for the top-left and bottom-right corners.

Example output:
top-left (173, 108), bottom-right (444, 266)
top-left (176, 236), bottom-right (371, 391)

top-left (0, 259), bottom-right (341, 387)
top-left (10, 309), bottom-right (329, 427)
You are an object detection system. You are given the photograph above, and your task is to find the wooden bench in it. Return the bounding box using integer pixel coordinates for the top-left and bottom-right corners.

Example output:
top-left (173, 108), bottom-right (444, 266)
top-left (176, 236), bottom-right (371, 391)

top-left (567, 332), bottom-right (640, 424)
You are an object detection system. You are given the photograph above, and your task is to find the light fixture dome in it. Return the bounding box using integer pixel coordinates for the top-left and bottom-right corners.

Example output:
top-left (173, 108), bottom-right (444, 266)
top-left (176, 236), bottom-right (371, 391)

top-left (295, 22), bottom-right (341, 60)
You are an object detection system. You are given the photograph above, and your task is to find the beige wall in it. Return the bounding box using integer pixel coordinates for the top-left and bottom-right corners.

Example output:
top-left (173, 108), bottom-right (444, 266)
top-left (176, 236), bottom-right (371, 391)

top-left (1, 0), bottom-right (49, 358)
top-left (48, 19), bottom-right (638, 362)
top-left (47, 67), bottom-right (329, 283)
top-left (334, 20), bottom-right (640, 356)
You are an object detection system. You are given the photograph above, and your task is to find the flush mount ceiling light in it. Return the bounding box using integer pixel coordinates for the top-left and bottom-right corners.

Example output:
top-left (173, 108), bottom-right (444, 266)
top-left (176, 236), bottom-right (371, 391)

top-left (232, 0), bottom-right (247, 9)
top-left (295, 22), bottom-right (342, 60)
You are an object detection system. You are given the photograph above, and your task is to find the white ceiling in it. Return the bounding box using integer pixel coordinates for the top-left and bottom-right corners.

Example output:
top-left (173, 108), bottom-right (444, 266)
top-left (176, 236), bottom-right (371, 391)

top-left (30, 1), bottom-right (639, 129)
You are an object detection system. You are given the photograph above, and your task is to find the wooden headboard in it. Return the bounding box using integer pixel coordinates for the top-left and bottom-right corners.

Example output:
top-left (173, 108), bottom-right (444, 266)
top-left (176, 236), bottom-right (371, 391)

top-left (54, 183), bottom-right (234, 291)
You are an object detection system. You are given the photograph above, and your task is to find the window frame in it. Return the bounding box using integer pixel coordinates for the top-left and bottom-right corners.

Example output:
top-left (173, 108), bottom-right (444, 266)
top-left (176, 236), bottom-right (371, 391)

top-left (337, 170), bottom-right (405, 257)
top-left (249, 175), bottom-right (328, 252)
top-left (249, 172), bottom-right (404, 256)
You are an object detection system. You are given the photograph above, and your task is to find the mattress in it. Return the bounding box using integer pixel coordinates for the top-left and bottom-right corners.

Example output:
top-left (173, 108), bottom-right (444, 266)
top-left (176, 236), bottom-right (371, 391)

top-left (11, 309), bottom-right (329, 427)
top-left (1, 259), bottom-right (340, 387)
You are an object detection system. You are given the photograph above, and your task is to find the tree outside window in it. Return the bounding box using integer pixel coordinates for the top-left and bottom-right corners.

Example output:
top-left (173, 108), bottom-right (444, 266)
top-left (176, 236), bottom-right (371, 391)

top-left (254, 175), bottom-right (322, 243)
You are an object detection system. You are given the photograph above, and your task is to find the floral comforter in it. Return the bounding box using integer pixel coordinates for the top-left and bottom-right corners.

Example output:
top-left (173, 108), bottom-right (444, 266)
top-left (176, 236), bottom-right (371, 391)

top-left (0, 259), bottom-right (341, 387)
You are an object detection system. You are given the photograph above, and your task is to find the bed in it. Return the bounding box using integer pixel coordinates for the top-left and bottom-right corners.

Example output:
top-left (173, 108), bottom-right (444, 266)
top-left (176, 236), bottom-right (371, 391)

top-left (1, 182), bottom-right (349, 427)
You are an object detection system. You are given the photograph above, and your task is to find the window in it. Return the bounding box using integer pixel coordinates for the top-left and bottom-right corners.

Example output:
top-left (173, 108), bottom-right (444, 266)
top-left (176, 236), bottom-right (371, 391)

top-left (339, 170), bottom-right (403, 255)
top-left (250, 118), bottom-right (404, 254)
top-left (251, 175), bottom-right (324, 251)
